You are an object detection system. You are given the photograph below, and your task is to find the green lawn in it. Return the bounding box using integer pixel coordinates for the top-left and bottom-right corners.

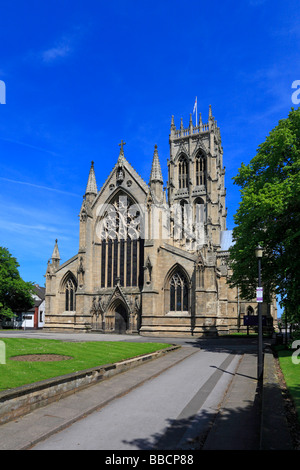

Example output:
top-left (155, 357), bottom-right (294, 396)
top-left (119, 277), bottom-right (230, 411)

top-left (276, 346), bottom-right (300, 422)
top-left (0, 338), bottom-right (171, 391)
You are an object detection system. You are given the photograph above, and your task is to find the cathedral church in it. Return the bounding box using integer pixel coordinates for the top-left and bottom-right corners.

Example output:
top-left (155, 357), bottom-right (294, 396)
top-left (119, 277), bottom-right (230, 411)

top-left (44, 106), bottom-right (277, 336)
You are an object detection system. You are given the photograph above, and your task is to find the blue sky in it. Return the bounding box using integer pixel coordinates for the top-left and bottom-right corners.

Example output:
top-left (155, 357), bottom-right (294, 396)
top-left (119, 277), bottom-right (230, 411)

top-left (0, 1), bottom-right (299, 316)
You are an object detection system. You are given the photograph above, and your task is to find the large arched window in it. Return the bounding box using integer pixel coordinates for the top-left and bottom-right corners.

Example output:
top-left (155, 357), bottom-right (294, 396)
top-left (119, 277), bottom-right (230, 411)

top-left (195, 152), bottom-right (206, 187)
top-left (178, 155), bottom-right (189, 189)
top-left (98, 192), bottom-right (144, 288)
top-left (169, 271), bottom-right (189, 312)
top-left (65, 277), bottom-right (76, 311)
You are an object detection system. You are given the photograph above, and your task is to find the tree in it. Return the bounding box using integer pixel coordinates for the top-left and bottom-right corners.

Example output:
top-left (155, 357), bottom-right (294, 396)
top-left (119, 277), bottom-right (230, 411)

top-left (0, 247), bottom-right (34, 322)
top-left (228, 108), bottom-right (300, 322)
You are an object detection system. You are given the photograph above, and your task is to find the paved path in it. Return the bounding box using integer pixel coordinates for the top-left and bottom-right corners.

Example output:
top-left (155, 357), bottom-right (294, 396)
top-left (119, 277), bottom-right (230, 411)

top-left (31, 348), bottom-right (240, 450)
top-left (0, 344), bottom-right (241, 450)
top-left (0, 331), bottom-right (294, 450)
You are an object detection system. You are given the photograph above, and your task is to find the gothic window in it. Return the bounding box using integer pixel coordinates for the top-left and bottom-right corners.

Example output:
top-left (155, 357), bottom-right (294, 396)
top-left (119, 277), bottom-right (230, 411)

top-left (178, 155), bottom-right (189, 189)
top-left (195, 153), bottom-right (206, 187)
top-left (195, 197), bottom-right (206, 223)
top-left (99, 193), bottom-right (144, 288)
top-left (247, 306), bottom-right (254, 316)
top-left (169, 271), bottom-right (189, 312)
top-left (65, 278), bottom-right (76, 311)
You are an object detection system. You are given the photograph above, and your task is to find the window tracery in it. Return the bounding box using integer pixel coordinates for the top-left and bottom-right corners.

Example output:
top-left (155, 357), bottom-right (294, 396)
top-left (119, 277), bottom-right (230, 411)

top-left (169, 271), bottom-right (189, 312)
top-left (195, 153), bottom-right (206, 187)
top-left (178, 155), bottom-right (189, 189)
top-left (65, 277), bottom-right (76, 311)
top-left (99, 194), bottom-right (144, 288)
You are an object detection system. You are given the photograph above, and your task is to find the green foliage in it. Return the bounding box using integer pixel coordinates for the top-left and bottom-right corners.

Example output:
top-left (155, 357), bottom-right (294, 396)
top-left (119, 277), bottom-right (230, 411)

top-left (229, 108), bottom-right (300, 321)
top-left (0, 305), bottom-right (15, 320)
top-left (0, 247), bottom-right (34, 320)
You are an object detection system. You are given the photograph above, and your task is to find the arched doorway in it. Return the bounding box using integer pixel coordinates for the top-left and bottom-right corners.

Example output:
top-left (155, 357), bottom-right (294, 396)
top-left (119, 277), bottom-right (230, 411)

top-left (114, 304), bottom-right (128, 334)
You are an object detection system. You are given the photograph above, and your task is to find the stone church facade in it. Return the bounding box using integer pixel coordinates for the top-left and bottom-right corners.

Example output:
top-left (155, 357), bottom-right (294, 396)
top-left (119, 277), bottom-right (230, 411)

top-left (45, 106), bottom-right (277, 336)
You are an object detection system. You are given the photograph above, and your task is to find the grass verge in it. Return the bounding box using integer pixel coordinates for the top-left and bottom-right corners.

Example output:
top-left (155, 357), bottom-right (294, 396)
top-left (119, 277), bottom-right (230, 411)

top-left (275, 345), bottom-right (300, 423)
top-left (0, 338), bottom-right (171, 391)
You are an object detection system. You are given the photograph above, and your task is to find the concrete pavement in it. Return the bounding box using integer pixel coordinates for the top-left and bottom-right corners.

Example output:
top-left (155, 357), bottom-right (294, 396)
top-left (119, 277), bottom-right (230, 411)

top-left (202, 348), bottom-right (293, 450)
top-left (0, 333), bottom-right (295, 450)
top-left (0, 346), bottom-right (198, 450)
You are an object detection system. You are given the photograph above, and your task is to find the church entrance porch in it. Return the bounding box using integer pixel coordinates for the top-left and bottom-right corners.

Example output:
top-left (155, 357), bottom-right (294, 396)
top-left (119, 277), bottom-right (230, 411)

top-left (114, 305), bottom-right (128, 334)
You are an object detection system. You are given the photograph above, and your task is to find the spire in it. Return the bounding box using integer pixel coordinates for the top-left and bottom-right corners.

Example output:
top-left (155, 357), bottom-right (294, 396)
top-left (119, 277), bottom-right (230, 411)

top-left (150, 145), bottom-right (163, 184)
top-left (51, 239), bottom-right (60, 269)
top-left (85, 161), bottom-right (97, 196)
top-left (170, 115), bottom-right (176, 137)
top-left (51, 239), bottom-right (60, 260)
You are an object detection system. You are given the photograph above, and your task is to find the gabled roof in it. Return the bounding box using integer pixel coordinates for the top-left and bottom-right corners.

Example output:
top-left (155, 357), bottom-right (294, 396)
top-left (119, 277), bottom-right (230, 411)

top-left (92, 150), bottom-right (149, 207)
top-left (33, 284), bottom-right (45, 300)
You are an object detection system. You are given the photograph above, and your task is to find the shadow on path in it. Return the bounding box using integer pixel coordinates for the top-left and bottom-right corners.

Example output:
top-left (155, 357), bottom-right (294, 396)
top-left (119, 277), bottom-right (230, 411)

top-left (122, 381), bottom-right (262, 450)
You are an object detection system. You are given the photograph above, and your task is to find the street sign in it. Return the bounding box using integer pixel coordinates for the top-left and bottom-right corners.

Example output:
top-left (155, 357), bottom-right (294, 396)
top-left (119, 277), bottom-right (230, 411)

top-left (244, 315), bottom-right (267, 326)
top-left (256, 287), bottom-right (263, 302)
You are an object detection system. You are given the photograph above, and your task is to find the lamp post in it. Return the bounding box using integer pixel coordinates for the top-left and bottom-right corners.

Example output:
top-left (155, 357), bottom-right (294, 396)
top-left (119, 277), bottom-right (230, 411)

top-left (255, 245), bottom-right (264, 380)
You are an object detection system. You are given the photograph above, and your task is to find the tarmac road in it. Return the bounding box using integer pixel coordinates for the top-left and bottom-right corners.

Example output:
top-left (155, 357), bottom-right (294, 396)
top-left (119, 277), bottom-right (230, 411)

top-left (30, 347), bottom-right (241, 450)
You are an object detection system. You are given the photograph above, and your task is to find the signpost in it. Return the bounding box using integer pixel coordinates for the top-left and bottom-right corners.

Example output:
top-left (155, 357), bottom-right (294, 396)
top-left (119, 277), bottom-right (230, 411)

top-left (255, 245), bottom-right (264, 381)
top-left (256, 287), bottom-right (263, 303)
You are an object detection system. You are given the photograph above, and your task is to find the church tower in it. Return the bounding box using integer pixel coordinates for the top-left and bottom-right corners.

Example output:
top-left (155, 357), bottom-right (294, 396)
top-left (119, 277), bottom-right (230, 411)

top-left (167, 106), bottom-right (227, 249)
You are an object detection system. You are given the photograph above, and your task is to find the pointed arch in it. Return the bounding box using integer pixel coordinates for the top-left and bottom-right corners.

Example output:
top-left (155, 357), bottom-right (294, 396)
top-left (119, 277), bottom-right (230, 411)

top-left (60, 271), bottom-right (77, 312)
top-left (247, 306), bottom-right (254, 316)
top-left (195, 150), bottom-right (206, 187)
top-left (194, 197), bottom-right (206, 223)
top-left (105, 294), bottom-right (130, 335)
top-left (164, 264), bottom-right (190, 314)
top-left (96, 189), bottom-right (145, 289)
top-left (60, 270), bottom-right (77, 292)
top-left (96, 188), bottom-right (143, 241)
top-left (178, 154), bottom-right (189, 189)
